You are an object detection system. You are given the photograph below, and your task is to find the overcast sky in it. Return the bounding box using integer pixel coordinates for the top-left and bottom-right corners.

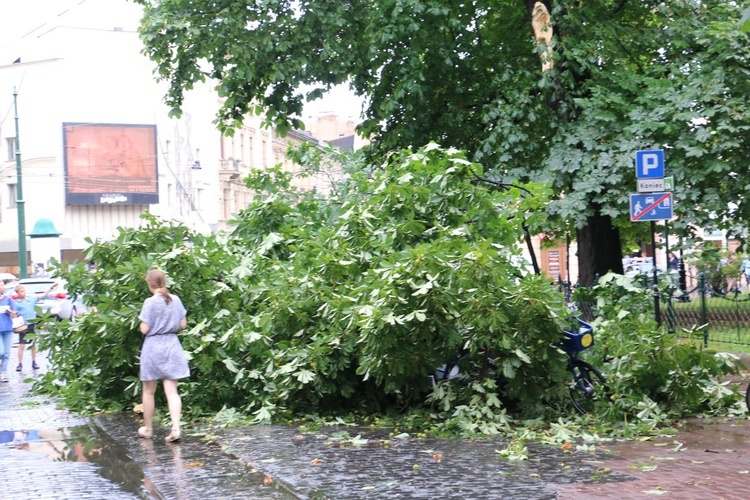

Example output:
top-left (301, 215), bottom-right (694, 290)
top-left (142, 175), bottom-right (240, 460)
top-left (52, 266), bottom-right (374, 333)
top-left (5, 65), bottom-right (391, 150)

top-left (0, 0), bottom-right (96, 55)
top-left (0, 0), bottom-right (364, 122)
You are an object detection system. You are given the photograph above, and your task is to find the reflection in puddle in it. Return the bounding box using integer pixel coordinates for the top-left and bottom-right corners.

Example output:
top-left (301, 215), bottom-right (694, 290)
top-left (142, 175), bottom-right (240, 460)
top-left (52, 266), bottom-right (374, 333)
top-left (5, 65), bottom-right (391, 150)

top-left (1, 425), bottom-right (105, 462)
top-left (0, 425), bottom-right (148, 496)
top-left (139, 439), bottom-right (192, 500)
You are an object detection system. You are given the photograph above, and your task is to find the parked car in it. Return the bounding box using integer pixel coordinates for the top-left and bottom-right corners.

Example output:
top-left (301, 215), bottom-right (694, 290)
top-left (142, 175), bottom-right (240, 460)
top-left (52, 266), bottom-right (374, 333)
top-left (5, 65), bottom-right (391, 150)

top-left (11, 278), bottom-right (88, 321)
top-left (0, 272), bottom-right (17, 283)
top-left (624, 257), bottom-right (661, 276)
top-left (2, 281), bottom-right (18, 297)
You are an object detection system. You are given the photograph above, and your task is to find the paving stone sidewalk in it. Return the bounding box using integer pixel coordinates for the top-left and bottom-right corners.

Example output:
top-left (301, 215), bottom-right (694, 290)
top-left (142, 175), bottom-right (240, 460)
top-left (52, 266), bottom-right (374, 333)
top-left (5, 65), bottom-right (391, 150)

top-left (4, 345), bottom-right (750, 498)
top-left (0, 351), bottom-right (147, 499)
top-left (207, 417), bottom-right (750, 499)
top-left (555, 418), bottom-right (750, 499)
top-left (196, 353), bottom-right (750, 499)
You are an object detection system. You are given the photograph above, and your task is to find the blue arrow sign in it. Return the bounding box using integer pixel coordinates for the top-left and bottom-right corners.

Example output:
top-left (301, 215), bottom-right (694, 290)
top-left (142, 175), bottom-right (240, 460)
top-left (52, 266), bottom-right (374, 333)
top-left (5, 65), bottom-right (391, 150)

top-left (630, 192), bottom-right (673, 221)
top-left (635, 150), bottom-right (665, 179)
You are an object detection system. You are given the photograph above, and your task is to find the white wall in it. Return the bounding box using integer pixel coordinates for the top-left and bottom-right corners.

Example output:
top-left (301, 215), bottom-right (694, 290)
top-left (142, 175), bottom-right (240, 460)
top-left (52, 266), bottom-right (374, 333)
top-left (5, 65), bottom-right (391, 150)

top-left (0, 0), bottom-right (341, 273)
top-left (0, 0), bottom-right (224, 267)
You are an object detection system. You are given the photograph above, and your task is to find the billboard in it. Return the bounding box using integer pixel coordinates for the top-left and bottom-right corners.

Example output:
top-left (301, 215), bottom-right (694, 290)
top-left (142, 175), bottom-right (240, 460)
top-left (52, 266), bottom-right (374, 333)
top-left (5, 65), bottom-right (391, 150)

top-left (63, 123), bottom-right (158, 205)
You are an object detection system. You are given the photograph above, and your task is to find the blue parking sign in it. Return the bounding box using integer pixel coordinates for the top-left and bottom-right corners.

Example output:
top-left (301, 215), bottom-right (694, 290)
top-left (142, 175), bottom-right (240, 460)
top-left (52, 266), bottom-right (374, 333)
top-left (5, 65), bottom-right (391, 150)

top-left (635, 150), bottom-right (664, 179)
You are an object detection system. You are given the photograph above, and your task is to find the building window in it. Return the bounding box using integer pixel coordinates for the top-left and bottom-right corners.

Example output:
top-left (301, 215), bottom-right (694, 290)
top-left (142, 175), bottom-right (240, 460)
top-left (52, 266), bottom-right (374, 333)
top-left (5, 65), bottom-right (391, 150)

top-left (8, 183), bottom-right (17, 208)
top-left (167, 183), bottom-right (174, 206)
top-left (223, 188), bottom-right (231, 221)
top-left (6, 138), bottom-right (15, 161)
top-left (196, 188), bottom-right (203, 210)
top-left (247, 135), bottom-right (253, 168)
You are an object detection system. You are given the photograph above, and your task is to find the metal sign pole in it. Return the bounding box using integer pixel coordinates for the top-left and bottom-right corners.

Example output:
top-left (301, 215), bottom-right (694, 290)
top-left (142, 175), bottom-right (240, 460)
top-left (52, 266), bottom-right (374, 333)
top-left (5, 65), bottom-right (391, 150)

top-left (13, 88), bottom-right (27, 278)
top-left (651, 220), bottom-right (661, 327)
top-left (678, 236), bottom-right (688, 300)
top-left (664, 222), bottom-right (669, 272)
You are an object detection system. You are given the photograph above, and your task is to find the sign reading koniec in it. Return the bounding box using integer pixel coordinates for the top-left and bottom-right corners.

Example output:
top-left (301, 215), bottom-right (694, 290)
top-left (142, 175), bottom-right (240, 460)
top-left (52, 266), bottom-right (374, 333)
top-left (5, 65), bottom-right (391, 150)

top-left (637, 178), bottom-right (665, 193)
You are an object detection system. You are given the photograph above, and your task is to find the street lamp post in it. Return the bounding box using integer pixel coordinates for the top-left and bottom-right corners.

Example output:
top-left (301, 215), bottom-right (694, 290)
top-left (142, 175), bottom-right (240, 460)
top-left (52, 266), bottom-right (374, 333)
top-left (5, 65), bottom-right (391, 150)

top-left (13, 88), bottom-right (27, 278)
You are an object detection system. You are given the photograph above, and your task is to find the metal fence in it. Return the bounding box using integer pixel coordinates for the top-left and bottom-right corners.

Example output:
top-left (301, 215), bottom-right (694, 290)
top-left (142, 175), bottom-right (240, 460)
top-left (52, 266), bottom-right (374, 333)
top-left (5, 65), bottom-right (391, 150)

top-left (661, 274), bottom-right (750, 346)
top-left (561, 274), bottom-right (750, 347)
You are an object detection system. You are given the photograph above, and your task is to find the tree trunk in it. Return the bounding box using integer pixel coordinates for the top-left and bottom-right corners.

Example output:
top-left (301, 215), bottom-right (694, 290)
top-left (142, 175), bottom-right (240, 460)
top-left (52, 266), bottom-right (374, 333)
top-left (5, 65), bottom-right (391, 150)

top-left (576, 212), bottom-right (623, 286)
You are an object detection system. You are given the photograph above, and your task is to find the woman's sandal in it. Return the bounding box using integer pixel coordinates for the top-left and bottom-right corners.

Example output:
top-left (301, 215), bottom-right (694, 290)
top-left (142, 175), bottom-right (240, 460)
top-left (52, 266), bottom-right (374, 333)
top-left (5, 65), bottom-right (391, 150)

top-left (138, 426), bottom-right (153, 439)
top-left (165, 429), bottom-right (181, 443)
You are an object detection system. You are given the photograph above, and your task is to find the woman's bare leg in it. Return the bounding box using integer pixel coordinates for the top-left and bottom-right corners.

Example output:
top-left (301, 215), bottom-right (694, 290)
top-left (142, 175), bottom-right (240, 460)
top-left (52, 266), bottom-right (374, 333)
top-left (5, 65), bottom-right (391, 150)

top-left (163, 379), bottom-right (182, 435)
top-left (141, 380), bottom-right (158, 433)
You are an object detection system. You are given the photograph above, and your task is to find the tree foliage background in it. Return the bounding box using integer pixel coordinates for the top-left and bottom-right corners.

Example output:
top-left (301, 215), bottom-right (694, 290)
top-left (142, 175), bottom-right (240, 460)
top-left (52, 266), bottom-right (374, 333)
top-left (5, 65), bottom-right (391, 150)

top-left (134, 0), bottom-right (750, 285)
top-left (37, 146), bottom-right (741, 435)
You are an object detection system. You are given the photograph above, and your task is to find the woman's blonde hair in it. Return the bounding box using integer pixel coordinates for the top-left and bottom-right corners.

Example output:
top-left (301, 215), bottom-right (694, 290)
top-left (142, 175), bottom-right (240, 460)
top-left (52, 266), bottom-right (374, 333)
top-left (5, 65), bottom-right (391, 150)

top-left (145, 269), bottom-right (173, 304)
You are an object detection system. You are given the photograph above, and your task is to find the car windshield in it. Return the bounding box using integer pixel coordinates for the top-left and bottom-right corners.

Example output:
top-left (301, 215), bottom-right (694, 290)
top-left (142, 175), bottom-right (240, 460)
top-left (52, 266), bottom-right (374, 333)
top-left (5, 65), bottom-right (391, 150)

top-left (19, 282), bottom-right (65, 297)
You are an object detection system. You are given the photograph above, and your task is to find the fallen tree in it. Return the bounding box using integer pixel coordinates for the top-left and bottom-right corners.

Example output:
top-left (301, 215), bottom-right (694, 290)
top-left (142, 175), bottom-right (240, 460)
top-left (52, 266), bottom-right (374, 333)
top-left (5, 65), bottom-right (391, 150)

top-left (38, 145), bottom-right (742, 436)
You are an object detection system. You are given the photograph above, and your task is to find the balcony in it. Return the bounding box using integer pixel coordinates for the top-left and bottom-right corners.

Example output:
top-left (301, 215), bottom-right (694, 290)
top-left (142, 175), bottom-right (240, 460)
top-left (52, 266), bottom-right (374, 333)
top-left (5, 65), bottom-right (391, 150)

top-left (219, 159), bottom-right (245, 172)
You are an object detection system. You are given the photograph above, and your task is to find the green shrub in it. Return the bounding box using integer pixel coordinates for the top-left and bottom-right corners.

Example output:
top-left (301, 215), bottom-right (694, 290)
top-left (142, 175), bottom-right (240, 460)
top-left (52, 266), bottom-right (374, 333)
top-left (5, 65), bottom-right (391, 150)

top-left (575, 273), bottom-right (742, 427)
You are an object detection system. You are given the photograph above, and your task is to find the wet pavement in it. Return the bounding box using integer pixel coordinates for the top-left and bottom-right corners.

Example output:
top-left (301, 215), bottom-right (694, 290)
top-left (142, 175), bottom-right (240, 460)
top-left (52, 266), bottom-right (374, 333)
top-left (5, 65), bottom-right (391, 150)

top-left (556, 417), bottom-right (750, 499)
top-left (0, 352), bottom-right (145, 499)
top-left (94, 413), bottom-right (295, 499)
top-left (211, 425), bottom-right (633, 499)
top-left (3, 345), bottom-right (750, 498)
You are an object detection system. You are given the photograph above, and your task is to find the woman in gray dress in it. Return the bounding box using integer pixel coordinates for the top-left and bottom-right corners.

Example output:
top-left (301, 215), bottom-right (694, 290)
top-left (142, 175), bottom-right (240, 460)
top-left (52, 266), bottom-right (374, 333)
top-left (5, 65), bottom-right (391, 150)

top-left (137, 269), bottom-right (189, 443)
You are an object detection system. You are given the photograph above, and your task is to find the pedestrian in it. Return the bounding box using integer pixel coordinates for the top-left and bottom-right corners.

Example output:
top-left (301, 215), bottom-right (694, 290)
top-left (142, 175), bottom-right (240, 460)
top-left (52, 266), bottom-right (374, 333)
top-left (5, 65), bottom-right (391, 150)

top-left (669, 253), bottom-right (679, 271)
top-left (14, 281), bottom-right (59, 372)
top-left (740, 255), bottom-right (750, 290)
top-left (137, 269), bottom-right (189, 443)
top-left (0, 281), bottom-right (18, 382)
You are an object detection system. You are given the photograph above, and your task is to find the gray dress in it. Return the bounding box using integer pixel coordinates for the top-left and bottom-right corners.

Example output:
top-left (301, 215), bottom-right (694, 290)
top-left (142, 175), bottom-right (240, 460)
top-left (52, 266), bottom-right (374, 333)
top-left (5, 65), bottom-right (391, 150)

top-left (138, 293), bottom-right (190, 382)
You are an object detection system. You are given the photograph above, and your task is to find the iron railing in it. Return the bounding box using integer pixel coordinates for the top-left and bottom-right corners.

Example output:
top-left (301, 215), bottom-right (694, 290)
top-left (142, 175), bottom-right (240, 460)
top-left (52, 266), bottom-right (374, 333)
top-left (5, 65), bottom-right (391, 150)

top-left (661, 273), bottom-right (750, 346)
top-left (560, 274), bottom-right (750, 347)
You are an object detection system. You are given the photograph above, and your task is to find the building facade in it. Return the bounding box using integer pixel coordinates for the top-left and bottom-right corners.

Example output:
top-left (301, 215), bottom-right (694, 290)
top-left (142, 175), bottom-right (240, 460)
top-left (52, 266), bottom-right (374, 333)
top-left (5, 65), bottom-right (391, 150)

top-left (0, 0), bottom-right (333, 275)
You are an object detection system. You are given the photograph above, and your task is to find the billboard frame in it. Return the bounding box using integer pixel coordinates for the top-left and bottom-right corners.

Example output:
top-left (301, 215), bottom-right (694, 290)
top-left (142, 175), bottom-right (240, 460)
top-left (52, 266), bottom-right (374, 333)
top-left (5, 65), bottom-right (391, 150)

top-left (63, 122), bottom-right (159, 205)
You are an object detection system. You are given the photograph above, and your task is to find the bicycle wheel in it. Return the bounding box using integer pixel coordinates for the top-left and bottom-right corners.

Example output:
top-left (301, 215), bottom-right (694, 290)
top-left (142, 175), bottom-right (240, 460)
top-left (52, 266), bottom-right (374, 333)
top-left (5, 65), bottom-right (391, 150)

top-left (569, 359), bottom-right (607, 415)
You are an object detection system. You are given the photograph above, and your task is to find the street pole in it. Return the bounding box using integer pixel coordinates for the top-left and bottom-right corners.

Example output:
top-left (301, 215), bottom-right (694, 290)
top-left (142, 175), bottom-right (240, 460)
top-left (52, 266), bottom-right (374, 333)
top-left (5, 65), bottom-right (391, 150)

top-left (664, 222), bottom-right (669, 271)
top-left (651, 220), bottom-right (661, 327)
top-left (13, 88), bottom-right (27, 278)
top-left (678, 237), bottom-right (688, 300)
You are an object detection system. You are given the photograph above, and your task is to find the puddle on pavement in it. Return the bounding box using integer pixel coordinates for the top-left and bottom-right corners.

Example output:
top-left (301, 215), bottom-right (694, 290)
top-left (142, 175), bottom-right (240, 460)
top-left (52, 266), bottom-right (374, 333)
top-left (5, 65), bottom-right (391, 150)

top-left (0, 424), bottom-right (149, 497)
top-left (217, 425), bottom-right (636, 499)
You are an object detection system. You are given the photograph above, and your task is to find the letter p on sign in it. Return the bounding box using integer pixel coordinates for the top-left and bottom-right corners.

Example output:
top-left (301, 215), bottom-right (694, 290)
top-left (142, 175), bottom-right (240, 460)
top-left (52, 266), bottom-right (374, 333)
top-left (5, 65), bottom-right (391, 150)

top-left (635, 150), bottom-right (664, 179)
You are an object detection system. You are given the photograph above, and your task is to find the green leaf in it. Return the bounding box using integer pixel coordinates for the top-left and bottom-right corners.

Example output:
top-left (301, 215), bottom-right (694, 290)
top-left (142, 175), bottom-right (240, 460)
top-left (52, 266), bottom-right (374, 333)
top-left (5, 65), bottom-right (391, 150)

top-left (223, 358), bottom-right (239, 373)
top-left (295, 369), bottom-right (316, 384)
top-left (514, 348), bottom-right (531, 364)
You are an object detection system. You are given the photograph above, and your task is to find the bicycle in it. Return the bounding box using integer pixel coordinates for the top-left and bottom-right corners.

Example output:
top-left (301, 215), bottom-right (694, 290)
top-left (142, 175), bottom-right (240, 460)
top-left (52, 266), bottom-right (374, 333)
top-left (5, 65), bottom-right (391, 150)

top-left (431, 317), bottom-right (607, 414)
top-left (561, 318), bottom-right (608, 414)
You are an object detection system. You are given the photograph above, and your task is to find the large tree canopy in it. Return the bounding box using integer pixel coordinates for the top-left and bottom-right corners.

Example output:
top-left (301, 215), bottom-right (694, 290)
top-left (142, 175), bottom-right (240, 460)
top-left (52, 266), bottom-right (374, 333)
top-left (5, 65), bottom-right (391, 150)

top-left (136, 0), bottom-right (750, 283)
